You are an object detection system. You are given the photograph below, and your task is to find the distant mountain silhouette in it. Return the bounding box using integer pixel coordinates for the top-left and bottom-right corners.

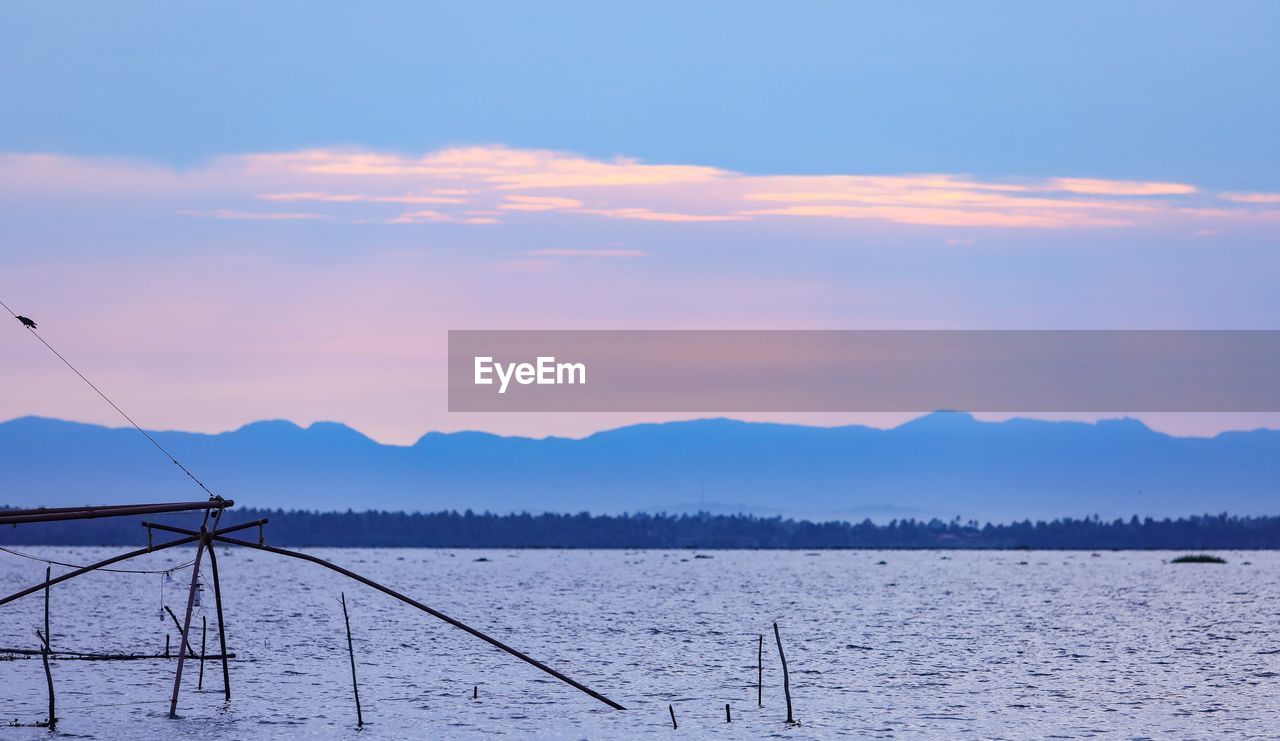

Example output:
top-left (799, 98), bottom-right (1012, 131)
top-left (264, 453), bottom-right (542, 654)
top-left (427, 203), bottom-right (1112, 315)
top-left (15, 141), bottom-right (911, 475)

top-left (1, 413), bottom-right (1276, 521)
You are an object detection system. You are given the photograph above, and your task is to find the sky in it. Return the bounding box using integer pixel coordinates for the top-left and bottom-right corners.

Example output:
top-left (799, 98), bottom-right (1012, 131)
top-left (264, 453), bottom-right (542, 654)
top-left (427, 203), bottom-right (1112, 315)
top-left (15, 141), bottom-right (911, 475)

top-left (1, 1), bottom-right (1278, 443)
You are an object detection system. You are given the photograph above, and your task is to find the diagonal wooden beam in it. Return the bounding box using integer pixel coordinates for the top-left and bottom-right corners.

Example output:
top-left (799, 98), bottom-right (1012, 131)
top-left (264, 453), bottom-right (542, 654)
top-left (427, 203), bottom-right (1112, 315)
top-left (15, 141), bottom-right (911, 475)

top-left (211, 533), bottom-right (626, 711)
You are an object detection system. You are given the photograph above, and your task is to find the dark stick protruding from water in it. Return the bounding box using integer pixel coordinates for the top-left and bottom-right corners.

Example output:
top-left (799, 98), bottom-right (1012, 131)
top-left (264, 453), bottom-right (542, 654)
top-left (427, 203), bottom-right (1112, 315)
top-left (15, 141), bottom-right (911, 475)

top-left (164, 606), bottom-right (199, 657)
top-left (726, 703), bottom-right (731, 722)
top-left (37, 629), bottom-right (55, 731)
top-left (669, 704), bottom-right (677, 729)
top-left (757, 633), bottom-right (763, 707)
top-left (340, 592), bottom-right (364, 728)
top-left (473, 685), bottom-right (478, 700)
top-left (773, 622), bottom-right (794, 724)
top-left (165, 633), bottom-right (170, 657)
top-left (198, 616), bottom-right (207, 690)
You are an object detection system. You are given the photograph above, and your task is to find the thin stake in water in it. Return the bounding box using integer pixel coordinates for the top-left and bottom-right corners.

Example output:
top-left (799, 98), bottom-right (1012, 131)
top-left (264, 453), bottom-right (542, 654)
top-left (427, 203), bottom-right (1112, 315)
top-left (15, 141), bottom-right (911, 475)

top-left (341, 593), bottom-right (364, 728)
top-left (36, 629), bottom-right (55, 731)
top-left (773, 622), bottom-right (795, 724)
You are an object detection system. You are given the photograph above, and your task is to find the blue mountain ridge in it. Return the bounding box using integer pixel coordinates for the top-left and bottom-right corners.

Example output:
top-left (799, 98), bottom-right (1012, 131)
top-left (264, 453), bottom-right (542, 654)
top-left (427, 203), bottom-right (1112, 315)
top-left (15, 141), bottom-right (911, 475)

top-left (1, 413), bottom-right (1276, 522)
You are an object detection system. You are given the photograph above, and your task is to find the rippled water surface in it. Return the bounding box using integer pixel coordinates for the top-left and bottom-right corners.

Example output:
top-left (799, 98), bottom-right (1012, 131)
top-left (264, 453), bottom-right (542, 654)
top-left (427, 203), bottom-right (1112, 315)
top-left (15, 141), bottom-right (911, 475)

top-left (2, 548), bottom-right (1278, 739)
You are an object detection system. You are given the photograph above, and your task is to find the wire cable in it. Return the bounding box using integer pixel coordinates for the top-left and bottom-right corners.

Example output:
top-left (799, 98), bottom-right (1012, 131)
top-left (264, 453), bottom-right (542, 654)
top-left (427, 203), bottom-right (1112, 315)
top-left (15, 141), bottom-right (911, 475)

top-left (0, 544), bottom-right (196, 574)
top-left (0, 298), bottom-right (219, 499)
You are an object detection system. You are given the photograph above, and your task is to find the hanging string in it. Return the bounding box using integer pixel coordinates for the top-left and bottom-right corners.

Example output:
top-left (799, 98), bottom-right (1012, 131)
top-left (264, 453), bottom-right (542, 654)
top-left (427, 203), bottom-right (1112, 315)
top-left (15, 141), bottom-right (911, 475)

top-left (0, 545), bottom-right (195, 575)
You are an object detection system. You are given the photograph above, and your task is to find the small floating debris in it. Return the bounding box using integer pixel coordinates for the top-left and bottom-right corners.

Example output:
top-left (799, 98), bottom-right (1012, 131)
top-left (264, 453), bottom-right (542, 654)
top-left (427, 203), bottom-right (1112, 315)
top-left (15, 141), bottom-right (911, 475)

top-left (1170, 554), bottom-right (1226, 564)
top-left (876, 560), bottom-right (887, 566)
top-left (694, 554), bottom-right (713, 559)
top-left (473, 557), bottom-right (491, 562)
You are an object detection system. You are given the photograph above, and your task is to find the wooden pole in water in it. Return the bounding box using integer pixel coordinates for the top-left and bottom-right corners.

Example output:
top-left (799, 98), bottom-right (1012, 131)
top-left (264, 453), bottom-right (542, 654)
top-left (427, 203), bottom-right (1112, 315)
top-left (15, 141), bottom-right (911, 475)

top-left (205, 538), bottom-right (232, 701)
top-left (168, 524), bottom-right (210, 718)
top-left (165, 634), bottom-right (170, 657)
top-left (757, 633), bottom-right (763, 707)
top-left (669, 704), bottom-right (677, 729)
top-left (772, 622), bottom-right (794, 724)
top-left (473, 685), bottom-right (478, 700)
top-left (43, 565), bottom-right (51, 652)
top-left (198, 616), bottom-right (207, 690)
top-left (726, 703), bottom-right (731, 722)
top-left (36, 629), bottom-right (55, 731)
top-left (340, 593), bottom-right (364, 728)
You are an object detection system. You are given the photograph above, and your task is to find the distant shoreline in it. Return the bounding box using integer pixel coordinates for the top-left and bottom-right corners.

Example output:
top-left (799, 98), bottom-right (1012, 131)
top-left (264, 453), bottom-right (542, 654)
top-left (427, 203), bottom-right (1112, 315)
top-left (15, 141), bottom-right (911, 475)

top-left (3, 507), bottom-right (1277, 550)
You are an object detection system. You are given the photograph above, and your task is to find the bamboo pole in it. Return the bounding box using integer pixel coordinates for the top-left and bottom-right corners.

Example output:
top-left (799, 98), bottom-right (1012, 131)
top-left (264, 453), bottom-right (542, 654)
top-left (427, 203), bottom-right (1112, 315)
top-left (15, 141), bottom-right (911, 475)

top-left (0, 499), bottom-right (233, 526)
top-left (340, 593), bottom-right (364, 728)
top-left (205, 537), bottom-right (232, 701)
top-left (198, 616), bottom-right (207, 690)
top-left (669, 704), bottom-right (677, 729)
top-left (43, 565), bottom-right (51, 652)
top-left (210, 533), bottom-right (626, 711)
top-left (0, 647), bottom-right (235, 661)
top-left (772, 622), bottom-right (794, 724)
top-left (168, 525), bottom-right (210, 718)
top-left (36, 629), bottom-right (55, 730)
top-left (757, 633), bottom-right (763, 707)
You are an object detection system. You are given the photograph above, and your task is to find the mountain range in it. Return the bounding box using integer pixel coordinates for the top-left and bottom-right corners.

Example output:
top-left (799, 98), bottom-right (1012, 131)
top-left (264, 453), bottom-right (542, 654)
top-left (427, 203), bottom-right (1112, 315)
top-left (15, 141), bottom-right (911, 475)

top-left (1, 413), bottom-right (1276, 522)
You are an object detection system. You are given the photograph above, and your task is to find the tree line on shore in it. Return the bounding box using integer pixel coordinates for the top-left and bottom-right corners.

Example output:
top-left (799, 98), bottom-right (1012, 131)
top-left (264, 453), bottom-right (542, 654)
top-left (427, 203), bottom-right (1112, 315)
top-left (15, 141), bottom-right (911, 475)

top-left (2, 507), bottom-right (1278, 549)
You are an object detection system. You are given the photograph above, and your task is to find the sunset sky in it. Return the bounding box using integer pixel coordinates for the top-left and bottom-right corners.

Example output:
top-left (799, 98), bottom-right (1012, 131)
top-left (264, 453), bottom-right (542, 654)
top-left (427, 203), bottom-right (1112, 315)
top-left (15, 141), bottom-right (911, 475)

top-left (2, 2), bottom-right (1278, 442)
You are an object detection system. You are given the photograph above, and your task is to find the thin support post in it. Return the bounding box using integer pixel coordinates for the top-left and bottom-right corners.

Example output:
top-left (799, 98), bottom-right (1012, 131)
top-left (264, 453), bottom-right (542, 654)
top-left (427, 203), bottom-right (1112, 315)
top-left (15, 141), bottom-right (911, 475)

top-left (204, 540), bottom-right (232, 701)
top-left (168, 526), bottom-right (210, 718)
top-left (340, 593), bottom-right (364, 728)
top-left (669, 704), bottom-right (677, 729)
top-left (37, 629), bottom-right (55, 731)
top-left (206, 537), bottom-right (232, 701)
top-left (726, 703), bottom-right (731, 722)
top-left (773, 622), bottom-right (795, 724)
top-left (757, 633), bottom-right (763, 707)
top-left (198, 616), bottom-right (207, 690)
top-left (43, 566), bottom-right (51, 652)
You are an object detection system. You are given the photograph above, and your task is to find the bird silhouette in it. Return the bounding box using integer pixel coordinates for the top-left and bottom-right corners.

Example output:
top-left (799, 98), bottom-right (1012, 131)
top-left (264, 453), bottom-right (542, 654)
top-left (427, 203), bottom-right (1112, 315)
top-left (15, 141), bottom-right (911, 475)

top-left (16, 315), bottom-right (37, 329)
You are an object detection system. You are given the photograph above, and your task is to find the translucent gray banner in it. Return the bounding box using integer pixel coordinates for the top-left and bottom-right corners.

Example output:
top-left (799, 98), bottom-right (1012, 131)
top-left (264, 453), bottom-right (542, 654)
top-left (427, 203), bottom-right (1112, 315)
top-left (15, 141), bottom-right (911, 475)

top-left (448, 330), bottom-right (1280, 412)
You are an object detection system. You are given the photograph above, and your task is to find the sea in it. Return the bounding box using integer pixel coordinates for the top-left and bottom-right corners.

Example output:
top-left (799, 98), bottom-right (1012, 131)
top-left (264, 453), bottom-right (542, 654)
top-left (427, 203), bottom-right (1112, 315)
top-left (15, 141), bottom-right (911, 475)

top-left (2, 547), bottom-right (1278, 739)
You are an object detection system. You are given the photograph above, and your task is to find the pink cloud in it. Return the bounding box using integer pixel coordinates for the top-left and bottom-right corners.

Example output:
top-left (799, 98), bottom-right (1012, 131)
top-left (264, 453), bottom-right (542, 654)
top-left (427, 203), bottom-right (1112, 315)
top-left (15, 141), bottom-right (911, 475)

top-left (1219, 192), bottom-right (1280, 204)
top-left (1045, 178), bottom-right (1197, 196)
top-left (500, 195), bottom-right (584, 211)
top-left (2, 147), bottom-right (1274, 232)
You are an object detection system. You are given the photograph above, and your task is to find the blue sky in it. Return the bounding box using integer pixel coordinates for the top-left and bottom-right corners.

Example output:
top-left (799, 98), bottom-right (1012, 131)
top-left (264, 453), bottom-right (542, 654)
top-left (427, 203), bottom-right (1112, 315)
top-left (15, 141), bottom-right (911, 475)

top-left (1, 2), bottom-right (1278, 442)
top-left (4, 1), bottom-right (1277, 186)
